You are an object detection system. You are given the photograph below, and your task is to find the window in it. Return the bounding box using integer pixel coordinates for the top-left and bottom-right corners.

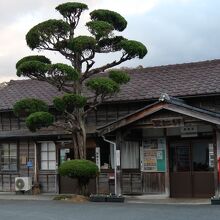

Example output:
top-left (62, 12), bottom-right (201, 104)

top-left (121, 141), bottom-right (139, 169)
top-left (0, 143), bottom-right (17, 171)
top-left (193, 142), bottom-right (214, 171)
top-left (40, 142), bottom-right (56, 170)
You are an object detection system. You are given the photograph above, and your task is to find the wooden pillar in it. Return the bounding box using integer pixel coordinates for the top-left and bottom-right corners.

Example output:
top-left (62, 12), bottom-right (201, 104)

top-left (215, 129), bottom-right (220, 197)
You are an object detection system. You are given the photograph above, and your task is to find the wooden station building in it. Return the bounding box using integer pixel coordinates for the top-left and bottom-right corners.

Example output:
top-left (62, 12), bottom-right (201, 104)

top-left (0, 59), bottom-right (220, 198)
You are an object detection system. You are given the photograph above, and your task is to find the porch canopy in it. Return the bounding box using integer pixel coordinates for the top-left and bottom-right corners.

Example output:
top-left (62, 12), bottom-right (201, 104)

top-left (97, 93), bottom-right (220, 135)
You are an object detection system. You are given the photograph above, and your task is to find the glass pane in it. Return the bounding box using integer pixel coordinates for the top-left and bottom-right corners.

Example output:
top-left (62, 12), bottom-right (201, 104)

top-left (48, 142), bottom-right (55, 151)
top-left (193, 142), bottom-right (213, 171)
top-left (2, 144), bottom-right (9, 156)
top-left (49, 152), bottom-right (56, 160)
top-left (10, 149), bottom-right (17, 157)
top-left (41, 143), bottom-right (48, 151)
top-left (48, 161), bottom-right (56, 170)
top-left (2, 157), bottom-right (9, 164)
top-left (176, 146), bottom-right (190, 172)
top-left (10, 144), bottom-right (17, 151)
top-left (2, 144), bottom-right (8, 151)
top-left (41, 161), bottom-right (48, 170)
top-left (10, 157), bottom-right (17, 164)
top-left (41, 152), bottom-right (47, 160)
top-left (10, 163), bottom-right (17, 171)
top-left (1, 164), bottom-right (9, 171)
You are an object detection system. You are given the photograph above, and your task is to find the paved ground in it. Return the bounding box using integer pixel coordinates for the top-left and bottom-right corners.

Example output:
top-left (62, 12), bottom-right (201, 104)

top-left (0, 200), bottom-right (219, 220)
top-left (0, 193), bottom-right (211, 204)
top-left (125, 195), bottom-right (210, 205)
top-left (0, 193), bottom-right (54, 201)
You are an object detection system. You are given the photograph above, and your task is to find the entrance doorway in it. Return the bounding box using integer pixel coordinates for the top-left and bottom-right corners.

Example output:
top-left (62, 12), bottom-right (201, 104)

top-left (169, 140), bottom-right (215, 198)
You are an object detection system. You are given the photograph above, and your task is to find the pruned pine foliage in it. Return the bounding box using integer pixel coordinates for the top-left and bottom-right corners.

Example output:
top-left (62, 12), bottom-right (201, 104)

top-left (14, 2), bottom-right (147, 159)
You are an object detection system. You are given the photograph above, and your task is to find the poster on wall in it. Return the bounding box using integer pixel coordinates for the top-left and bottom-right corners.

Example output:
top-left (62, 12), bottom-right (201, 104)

top-left (142, 138), bottom-right (166, 172)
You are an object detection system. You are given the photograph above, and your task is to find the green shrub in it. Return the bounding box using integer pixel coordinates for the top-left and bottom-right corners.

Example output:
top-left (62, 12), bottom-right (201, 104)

top-left (59, 159), bottom-right (99, 195)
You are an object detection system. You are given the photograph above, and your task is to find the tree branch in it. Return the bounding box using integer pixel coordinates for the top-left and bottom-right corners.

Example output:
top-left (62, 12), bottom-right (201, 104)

top-left (83, 94), bottom-right (109, 117)
top-left (81, 53), bottom-right (131, 81)
top-left (52, 121), bottom-right (72, 133)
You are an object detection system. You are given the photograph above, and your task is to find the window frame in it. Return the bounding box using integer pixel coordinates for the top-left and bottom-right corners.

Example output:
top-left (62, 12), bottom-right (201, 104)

top-left (39, 142), bottom-right (56, 171)
top-left (0, 142), bottom-right (18, 172)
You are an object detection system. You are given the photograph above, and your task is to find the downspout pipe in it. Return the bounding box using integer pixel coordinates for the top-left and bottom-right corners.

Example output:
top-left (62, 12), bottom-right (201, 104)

top-left (34, 142), bottom-right (37, 184)
top-left (102, 135), bottom-right (117, 196)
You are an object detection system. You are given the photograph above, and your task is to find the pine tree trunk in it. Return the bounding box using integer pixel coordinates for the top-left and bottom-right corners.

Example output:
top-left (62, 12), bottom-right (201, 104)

top-left (71, 114), bottom-right (87, 159)
top-left (71, 55), bottom-right (86, 159)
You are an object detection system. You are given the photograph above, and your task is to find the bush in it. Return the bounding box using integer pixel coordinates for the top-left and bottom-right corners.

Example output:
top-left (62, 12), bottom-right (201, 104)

top-left (58, 159), bottom-right (99, 195)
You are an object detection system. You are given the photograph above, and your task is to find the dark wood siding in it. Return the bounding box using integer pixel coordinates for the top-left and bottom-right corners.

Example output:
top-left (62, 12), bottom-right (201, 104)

top-left (0, 97), bottom-right (220, 133)
top-left (39, 173), bottom-right (56, 193)
top-left (142, 173), bottom-right (165, 194)
top-left (97, 172), bottom-right (115, 194)
top-left (122, 172), bottom-right (142, 194)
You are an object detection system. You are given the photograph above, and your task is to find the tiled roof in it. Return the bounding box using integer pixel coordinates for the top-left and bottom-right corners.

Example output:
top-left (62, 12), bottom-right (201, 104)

top-left (111, 59), bottom-right (220, 102)
top-left (0, 80), bottom-right (62, 110)
top-left (1, 59), bottom-right (220, 110)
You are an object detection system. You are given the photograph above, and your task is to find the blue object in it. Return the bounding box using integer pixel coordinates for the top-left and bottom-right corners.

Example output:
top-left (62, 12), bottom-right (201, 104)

top-left (27, 161), bottom-right (33, 168)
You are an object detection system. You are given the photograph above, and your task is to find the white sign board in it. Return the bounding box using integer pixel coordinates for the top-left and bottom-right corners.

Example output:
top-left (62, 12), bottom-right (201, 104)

top-left (116, 150), bottom-right (120, 166)
top-left (209, 144), bottom-right (214, 168)
top-left (95, 147), bottom-right (100, 170)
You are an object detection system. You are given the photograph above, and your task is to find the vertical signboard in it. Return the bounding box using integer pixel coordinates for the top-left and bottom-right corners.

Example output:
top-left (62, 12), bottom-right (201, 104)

top-left (116, 150), bottom-right (120, 167)
top-left (208, 143), bottom-right (214, 168)
top-left (96, 147), bottom-right (101, 170)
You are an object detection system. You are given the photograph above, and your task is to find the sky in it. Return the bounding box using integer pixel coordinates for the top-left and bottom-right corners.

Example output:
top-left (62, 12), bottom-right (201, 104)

top-left (0, 0), bottom-right (220, 82)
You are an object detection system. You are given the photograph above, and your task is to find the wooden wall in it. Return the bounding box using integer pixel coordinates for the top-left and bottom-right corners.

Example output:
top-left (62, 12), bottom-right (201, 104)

top-left (86, 102), bottom-right (147, 127)
top-left (142, 173), bottom-right (165, 194)
top-left (0, 140), bottom-right (56, 193)
top-left (0, 174), bottom-right (19, 192)
top-left (122, 172), bottom-right (142, 194)
top-left (39, 173), bottom-right (56, 193)
top-left (97, 171), bottom-right (166, 195)
top-left (97, 172), bottom-right (115, 194)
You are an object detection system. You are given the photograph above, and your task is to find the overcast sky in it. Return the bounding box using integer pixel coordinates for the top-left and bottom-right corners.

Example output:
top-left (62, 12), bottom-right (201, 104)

top-left (0, 0), bottom-right (220, 82)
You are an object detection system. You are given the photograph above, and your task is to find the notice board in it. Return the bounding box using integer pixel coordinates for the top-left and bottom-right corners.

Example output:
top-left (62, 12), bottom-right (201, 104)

top-left (142, 138), bottom-right (166, 172)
